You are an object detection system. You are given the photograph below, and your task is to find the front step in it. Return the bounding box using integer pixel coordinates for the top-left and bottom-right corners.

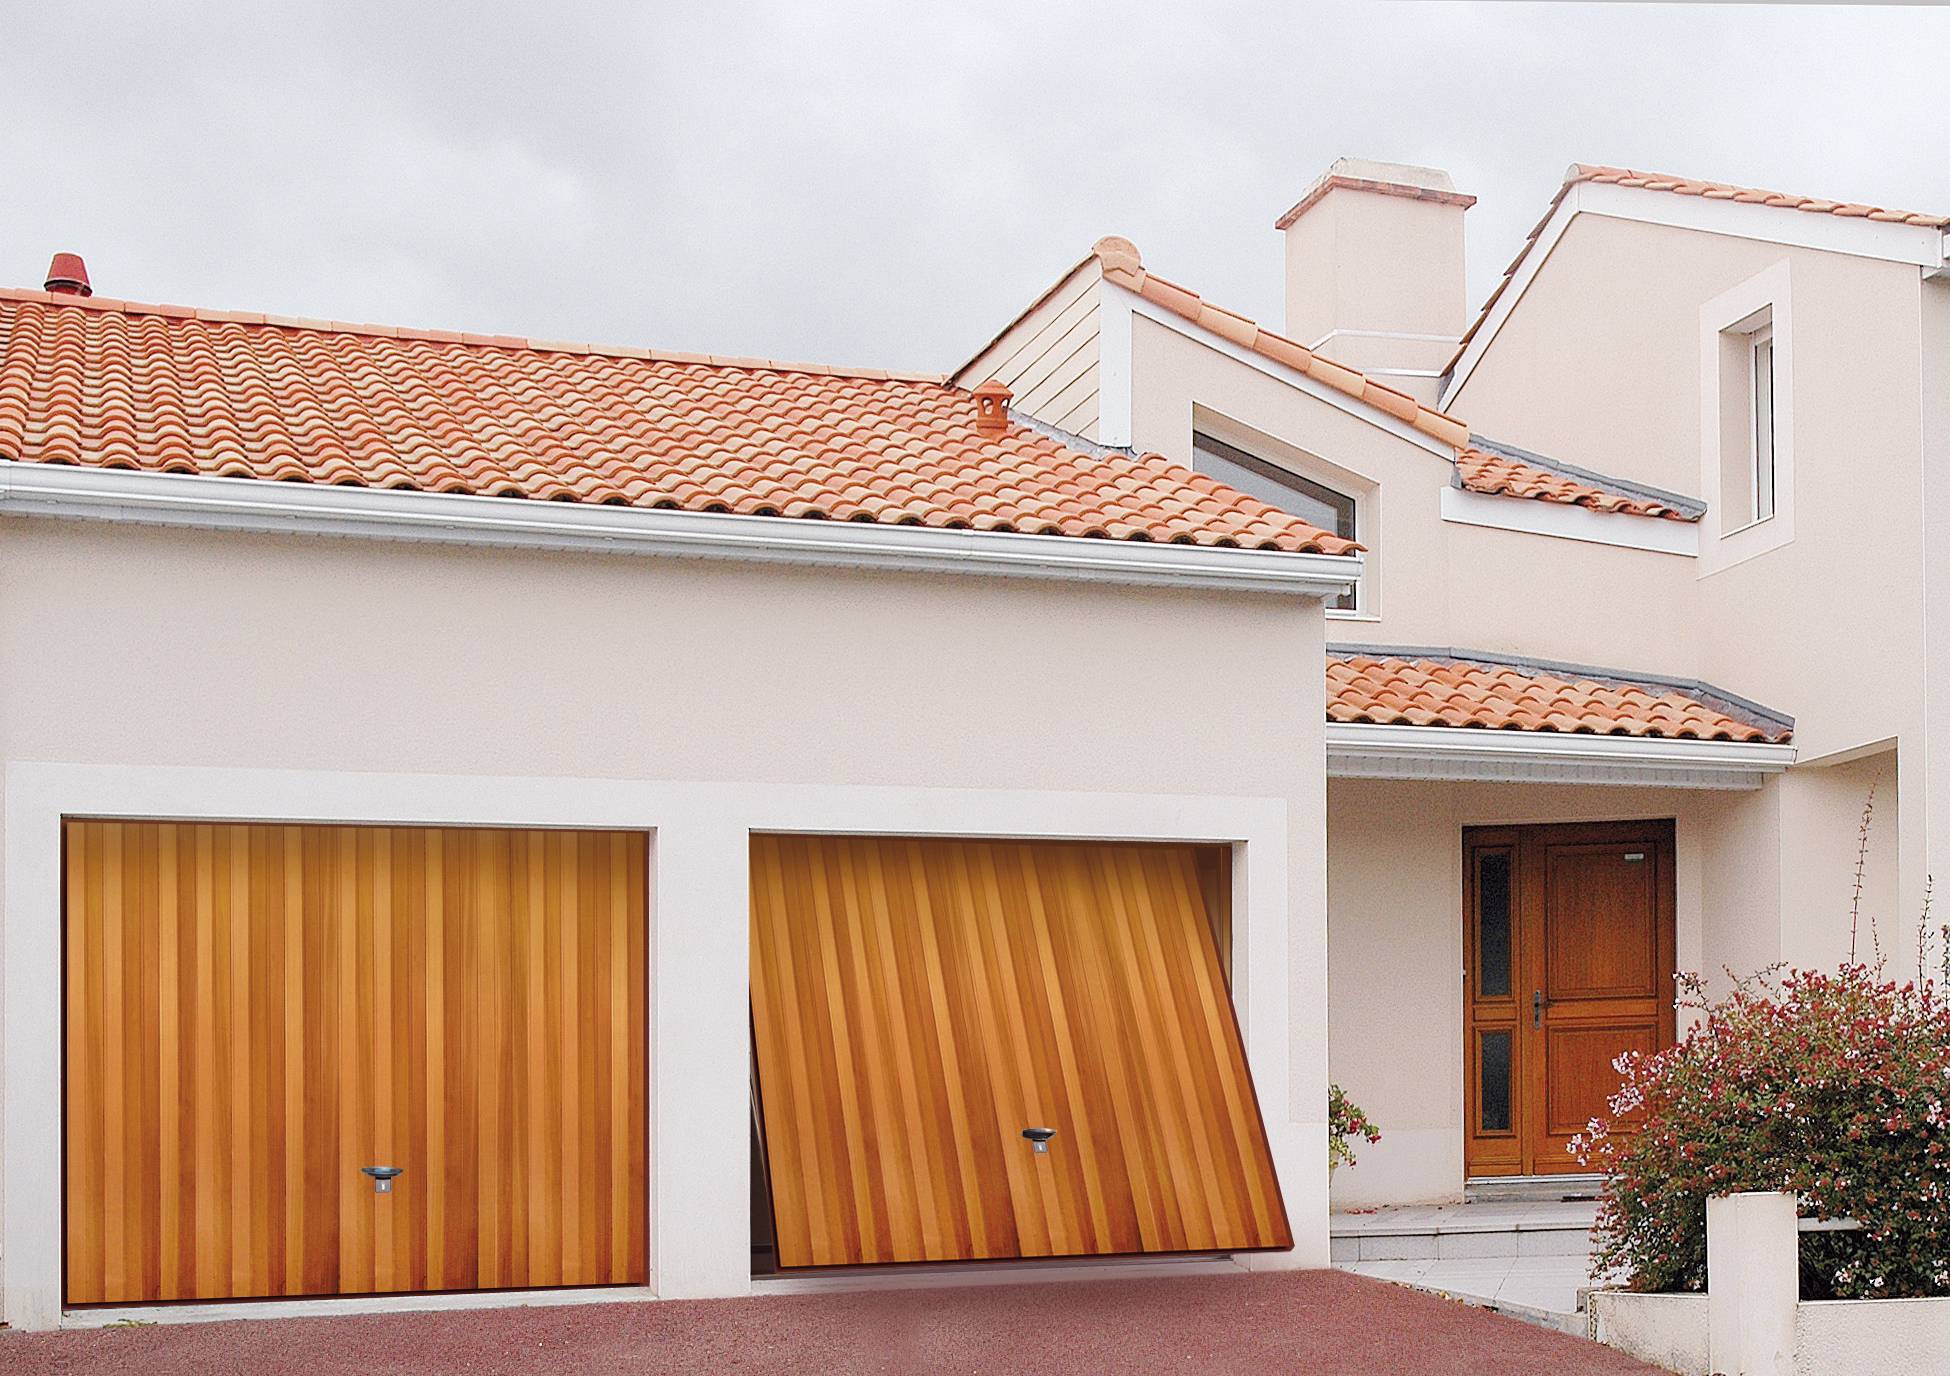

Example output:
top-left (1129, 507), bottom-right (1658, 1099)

top-left (1332, 1201), bottom-right (1599, 1327)
top-left (1464, 1173), bottom-right (1604, 1203)
top-left (1331, 1201), bottom-right (1596, 1263)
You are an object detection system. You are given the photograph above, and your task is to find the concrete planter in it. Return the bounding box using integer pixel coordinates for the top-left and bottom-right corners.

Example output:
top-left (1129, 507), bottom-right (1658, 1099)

top-left (1589, 1192), bottom-right (1950, 1375)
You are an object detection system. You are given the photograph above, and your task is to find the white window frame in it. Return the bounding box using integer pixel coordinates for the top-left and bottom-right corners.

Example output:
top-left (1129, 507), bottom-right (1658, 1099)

top-left (1698, 263), bottom-right (1794, 575)
top-left (1735, 320), bottom-right (1777, 534)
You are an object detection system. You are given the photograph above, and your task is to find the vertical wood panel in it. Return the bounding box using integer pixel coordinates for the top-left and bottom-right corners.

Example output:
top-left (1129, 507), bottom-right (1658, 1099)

top-left (64, 821), bottom-right (647, 1305)
top-left (749, 836), bottom-right (1290, 1269)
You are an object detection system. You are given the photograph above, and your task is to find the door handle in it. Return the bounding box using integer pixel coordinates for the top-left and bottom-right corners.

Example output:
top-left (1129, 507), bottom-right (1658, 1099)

top-left (1532, 990), bottom-right (1545, 1028)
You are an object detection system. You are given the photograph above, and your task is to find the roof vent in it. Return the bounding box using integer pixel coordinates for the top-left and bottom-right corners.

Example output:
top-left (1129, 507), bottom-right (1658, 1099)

top-left (44, 253), bottom-right (92, 297)
top-left (972, 379), bottom-right (1012, 434)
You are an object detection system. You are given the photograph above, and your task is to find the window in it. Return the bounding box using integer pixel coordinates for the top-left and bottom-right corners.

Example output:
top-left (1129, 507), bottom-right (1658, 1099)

top-left (1718, 307), bottom-right (1778, 534)
top-left (1192, 432), bottom-right (1359, 610)
top-left (1750, 325), bottom-right (1776, 524)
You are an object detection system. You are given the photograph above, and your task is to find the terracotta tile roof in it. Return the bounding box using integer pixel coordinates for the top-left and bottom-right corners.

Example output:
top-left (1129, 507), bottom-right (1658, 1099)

top-left (0, 286), bottom-right (1360, 555)
top-left (1327, 648), bottom-right (1791, 742)
top-left (1088, 238), bottom-right (1472, 450)
top-left (1454, 436), bottom-right (1704, 522)
top-left (1450, 164), bottom-right (1950, 372)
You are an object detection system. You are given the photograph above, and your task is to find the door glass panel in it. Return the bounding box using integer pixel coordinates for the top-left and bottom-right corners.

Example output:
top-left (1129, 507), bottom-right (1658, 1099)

top-left (1477, 850), bottom-right (1512, 998)
top-left (1479, 1029), bottom-right (1513, 1134)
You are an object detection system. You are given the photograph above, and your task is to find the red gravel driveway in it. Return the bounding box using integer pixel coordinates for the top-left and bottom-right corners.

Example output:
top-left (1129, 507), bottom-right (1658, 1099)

top-left (0, 1269), bottom-right (1662, 1375)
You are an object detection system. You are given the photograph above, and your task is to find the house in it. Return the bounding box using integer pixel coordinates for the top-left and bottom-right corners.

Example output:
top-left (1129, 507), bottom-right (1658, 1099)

top-left (0, 259), bottom-right (1373, 1327)
top-left (7, 149), bottom-right (1943, 1331)
top-left (959, 156), bottom-right (1943, 1209)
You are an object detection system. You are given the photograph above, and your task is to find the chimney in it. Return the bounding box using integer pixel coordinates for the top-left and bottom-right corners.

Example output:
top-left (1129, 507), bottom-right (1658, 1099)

top-left (972, 379), bottom-right (1012, 434)
top-left (1275, 159), bottom-right (1472, 403)
top-left (44, 253), bottom-right (92, 297)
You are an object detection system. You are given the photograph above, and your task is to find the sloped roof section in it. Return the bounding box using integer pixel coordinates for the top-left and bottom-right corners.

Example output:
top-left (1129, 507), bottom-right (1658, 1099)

top-left (1449, 164), bottom-right (1950, 373)
top-left (0, 287), bottom-right (1359, 555)
top-left (1088, 237), bottom-right (1471, 450)
top-left (1328, 647), bottom-right (1791, 742)
top-left (1455, 436), bottom-right (1704, 522)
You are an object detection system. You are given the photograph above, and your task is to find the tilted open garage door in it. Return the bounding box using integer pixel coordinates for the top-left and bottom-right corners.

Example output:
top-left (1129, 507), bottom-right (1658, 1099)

top-left (749, 835), bottom-right (1290, 1268)
top-left (63, 821), bottom-right (647, 1306)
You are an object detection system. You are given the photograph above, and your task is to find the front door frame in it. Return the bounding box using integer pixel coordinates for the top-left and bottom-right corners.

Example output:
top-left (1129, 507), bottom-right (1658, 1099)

top-left (1463, 819), bottom-right (1677, 1178)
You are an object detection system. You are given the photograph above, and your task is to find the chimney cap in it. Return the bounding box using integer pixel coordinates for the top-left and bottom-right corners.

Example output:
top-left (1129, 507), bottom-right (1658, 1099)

top-left (971, 379), bottom-right (1012, 434)
top-left (44, 253), bottom-right (91, 297)
top-left (1275, 159), bottom-right (1474, 230)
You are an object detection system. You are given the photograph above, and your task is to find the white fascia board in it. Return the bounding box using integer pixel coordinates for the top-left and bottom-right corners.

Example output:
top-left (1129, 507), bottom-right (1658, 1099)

top-left (1328, 722), bottom-right (1794, 790)
top-left (1445, 181), bottom-right (1947, 406)
top-left (1445, 191), bottom-right (1580, 405)
top-left (1440, 485), bottom-right (1699, 557)
top-left (1106, 283), bottom-right (1456, 461)
top-left (1097, 281), bottom-right (1135, 448)
top-left (0, 460), bottom-right (1363, 599)
top-left (1577, 182), bottom-right (1946, 270)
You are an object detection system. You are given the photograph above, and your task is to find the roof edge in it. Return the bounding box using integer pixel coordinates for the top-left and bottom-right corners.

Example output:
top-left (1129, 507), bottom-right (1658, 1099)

top-left (0, 460), bottom-right (1364, 597)
top-left (0, 285), bottom-right (947, 384)
top-left (1465, 434), bottom-right (1708, 521)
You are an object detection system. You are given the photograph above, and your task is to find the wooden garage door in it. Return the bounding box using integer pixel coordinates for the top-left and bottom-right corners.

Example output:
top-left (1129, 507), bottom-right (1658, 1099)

top-left (749, 835), bottom-right (1290, 1268)
top-left (64, 821), bottom-right (648, 1306)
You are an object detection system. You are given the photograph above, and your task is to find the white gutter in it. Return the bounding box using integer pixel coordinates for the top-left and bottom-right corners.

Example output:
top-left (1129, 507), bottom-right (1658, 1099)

top-left (1328, 722), bottom-right (1795, 790)
top-left (0, 461), bottom-right (1361, 599)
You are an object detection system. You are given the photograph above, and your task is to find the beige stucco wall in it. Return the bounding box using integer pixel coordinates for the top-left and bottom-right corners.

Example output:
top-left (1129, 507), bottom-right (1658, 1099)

top-left (0, 516), bottom-right (1334, 1298)
top-left (1127, 313), bottom-right (1701, 665)
top-left (1448, 208), bottom-right (1934, 950)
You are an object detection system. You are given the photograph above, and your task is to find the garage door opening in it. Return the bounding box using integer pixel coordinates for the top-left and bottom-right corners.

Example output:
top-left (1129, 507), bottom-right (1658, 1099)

top-left (63, 820), bottom-right (648, 1307)
top-left (748, 835), bottom-right (1288, 1272)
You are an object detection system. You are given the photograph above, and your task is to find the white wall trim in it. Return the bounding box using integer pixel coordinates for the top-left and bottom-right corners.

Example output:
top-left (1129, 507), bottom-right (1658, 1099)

top-left (2, 762), bottom-right (1311, 1330)
top-left (1327, 723), bottom-right (1794, 789)
top-left (1108, 283), bottom-right (1457, 461)
top-left (1697, 260), bottom-right (1796, 575)
top-left (1445, 180), bottom-right (1943, 406)
top-left (0, 460), bottom-right (1359, 599)
top-left (1303, 327), bottom-right (1460, 350)
top-left (1439, 485), bottom-right (1700, 556)
top-left (1096, 283), bottom-right (1135, 448)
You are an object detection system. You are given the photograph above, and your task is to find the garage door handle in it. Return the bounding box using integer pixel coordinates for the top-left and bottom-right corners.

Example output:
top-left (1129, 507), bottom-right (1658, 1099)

top-left (1021, 1127), bottom-right (1057, 1153)
top-left (362, 1165), bottom-right (403, 1194)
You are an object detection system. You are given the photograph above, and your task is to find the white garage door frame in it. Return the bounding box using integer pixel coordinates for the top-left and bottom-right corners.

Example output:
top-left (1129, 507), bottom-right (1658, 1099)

top-left (2, 761), bottom-right (1318, 1331)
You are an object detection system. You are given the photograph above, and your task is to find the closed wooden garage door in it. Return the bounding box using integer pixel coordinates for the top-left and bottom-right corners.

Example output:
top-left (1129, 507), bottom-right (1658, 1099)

top-left (64, 821), bottom-right (648, 1306)
top-left (749, 835), bottom-right (1290, 1268)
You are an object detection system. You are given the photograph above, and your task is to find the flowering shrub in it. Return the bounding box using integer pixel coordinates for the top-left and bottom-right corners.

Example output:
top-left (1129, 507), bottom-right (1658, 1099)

top-left (1576, 964), bottom-right (1950, 1299)
top-left (1329, 1083), bottom-right (1381, 1174)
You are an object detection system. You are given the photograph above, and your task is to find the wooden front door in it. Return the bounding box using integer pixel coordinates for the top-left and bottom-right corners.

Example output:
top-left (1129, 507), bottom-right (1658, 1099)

top-left (1463, 821), bottom-right (1675, 1177)
top-left (748, 835), bottom-right (1290, 1268)
top-left (64, 820), bottom-right (648, 1305)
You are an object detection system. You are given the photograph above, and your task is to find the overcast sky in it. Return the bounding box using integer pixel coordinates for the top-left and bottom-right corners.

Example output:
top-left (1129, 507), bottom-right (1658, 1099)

top-left (9, 4), bottom-right (1949, 373)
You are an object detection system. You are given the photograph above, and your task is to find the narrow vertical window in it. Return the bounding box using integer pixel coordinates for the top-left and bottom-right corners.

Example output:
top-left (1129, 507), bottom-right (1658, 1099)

top-left (1751, 326), bottom-right (1776, 523)
top-left (1476, 850), bottom-right (1512, 998)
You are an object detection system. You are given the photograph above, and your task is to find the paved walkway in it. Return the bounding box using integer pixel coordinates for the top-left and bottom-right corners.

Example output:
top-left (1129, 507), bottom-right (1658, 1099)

top-left (1, 1269), bottom-right (1661, 1375)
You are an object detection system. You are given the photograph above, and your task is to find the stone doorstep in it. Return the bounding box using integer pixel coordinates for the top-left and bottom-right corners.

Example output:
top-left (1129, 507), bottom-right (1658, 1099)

top-left (1330, 1206), bottom-right (1598, 1265)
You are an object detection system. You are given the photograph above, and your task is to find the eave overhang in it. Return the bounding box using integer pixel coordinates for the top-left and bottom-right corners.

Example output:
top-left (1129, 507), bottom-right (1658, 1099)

top-left (1327, 722), bottom-right (1795, 790)
top-left (0, 460), bottom-right (1363, 599)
